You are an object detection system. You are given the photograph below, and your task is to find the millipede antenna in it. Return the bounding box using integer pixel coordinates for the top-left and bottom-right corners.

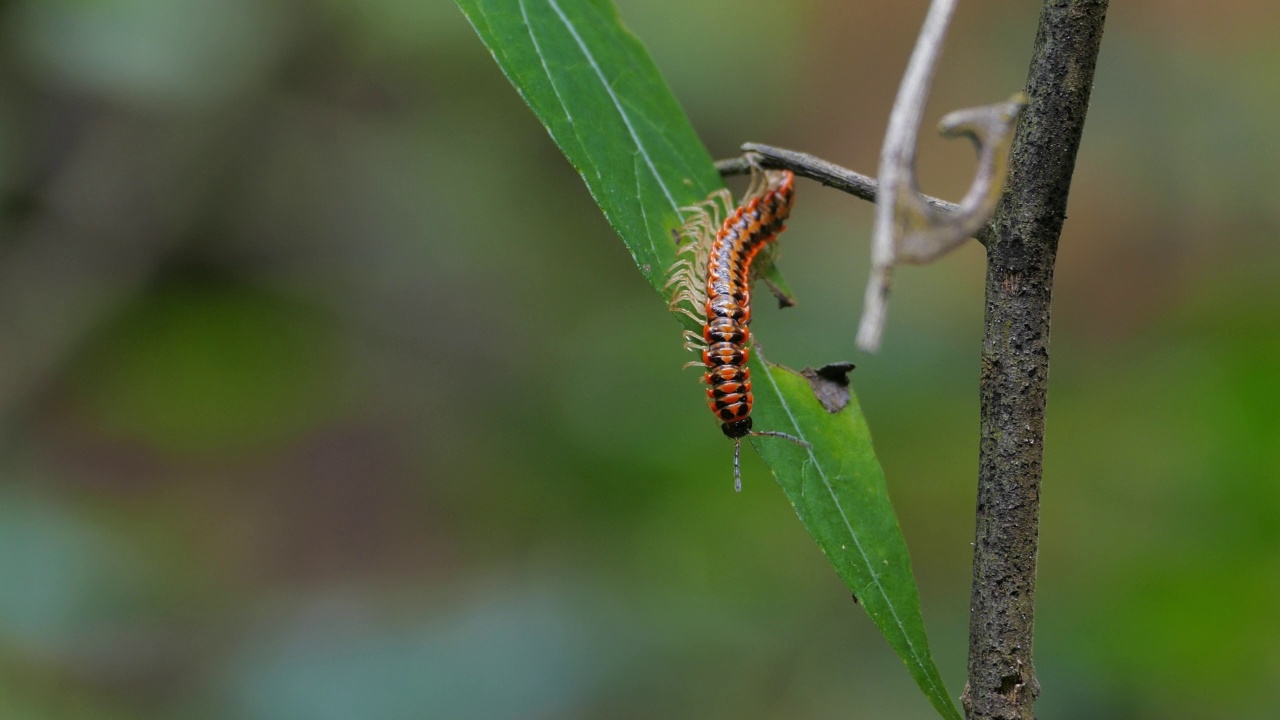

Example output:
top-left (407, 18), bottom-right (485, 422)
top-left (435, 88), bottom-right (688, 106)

top-left (733, 439), bottom-right (742, 493)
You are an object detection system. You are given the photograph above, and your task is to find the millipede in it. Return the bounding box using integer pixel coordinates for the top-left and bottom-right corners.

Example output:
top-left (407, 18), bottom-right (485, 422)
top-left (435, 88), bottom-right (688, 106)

top-left (667, 168), bottom-right (808, 491)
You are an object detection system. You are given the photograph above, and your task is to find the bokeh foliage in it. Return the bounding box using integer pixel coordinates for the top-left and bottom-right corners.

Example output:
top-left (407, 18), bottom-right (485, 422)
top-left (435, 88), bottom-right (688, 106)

top-left (0, 1), bottom-right (1276, 719)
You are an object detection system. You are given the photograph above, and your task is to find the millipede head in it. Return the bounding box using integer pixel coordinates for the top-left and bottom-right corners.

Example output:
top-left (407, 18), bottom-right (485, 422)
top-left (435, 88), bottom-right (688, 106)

top-left (729, 427), bottom-right (811, 493)
top-left (720, 417), bottom-right (752, 439)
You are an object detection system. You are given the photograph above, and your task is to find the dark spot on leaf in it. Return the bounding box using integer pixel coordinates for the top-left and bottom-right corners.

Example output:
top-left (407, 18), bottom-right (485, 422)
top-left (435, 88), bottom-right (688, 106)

top-left (851, 592), bottom-right (860, 605)
top-left (801, 361), bottom-right (856, 413)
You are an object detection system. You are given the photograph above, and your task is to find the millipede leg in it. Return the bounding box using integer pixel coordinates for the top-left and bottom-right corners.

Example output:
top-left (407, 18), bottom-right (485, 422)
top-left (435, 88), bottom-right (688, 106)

top-left (744, 163), bottom-right (765, 200)
top-left (715, 190), bottom-right (735, 224)
top-left (686, 190), bottom-right (732, 229)
top-left (666, 258), bottom-right (695, 275)
top-left (677, 213), bottom-right (713, 237)
top-left (671, 307), bottom-right (703, 324)
top-left (682, 330), bottom-right (707, 352)
top-left (668, 290), bottom-right (703, 309)
top-left (665, 272), bottom-right (694, 293)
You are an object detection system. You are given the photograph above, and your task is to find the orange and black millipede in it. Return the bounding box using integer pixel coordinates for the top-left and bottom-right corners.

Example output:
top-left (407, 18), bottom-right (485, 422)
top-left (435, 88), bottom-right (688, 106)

top-left (666, 169), bottom-right (807, 491)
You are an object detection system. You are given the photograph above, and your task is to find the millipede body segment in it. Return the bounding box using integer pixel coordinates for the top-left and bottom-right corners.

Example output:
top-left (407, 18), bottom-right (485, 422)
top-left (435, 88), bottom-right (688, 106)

top-left (701, 170), bottom-right (794, 438)
top-left (666, 169), bottom-right (799, 490)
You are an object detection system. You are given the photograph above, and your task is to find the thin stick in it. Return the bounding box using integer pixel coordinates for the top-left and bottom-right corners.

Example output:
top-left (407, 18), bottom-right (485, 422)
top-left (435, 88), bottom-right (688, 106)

top-left (858, 0), bottom-right (957, 353)
top-left (716, 144), bottom-right (994, 247)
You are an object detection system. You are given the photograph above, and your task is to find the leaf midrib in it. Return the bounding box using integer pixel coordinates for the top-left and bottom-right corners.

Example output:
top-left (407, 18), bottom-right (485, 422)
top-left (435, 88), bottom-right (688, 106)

top-left (541, 0), bottom-right (680, 215)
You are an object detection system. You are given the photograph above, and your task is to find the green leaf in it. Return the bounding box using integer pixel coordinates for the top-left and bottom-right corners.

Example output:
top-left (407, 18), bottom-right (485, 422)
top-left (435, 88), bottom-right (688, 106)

top-left (748, 359), bottom-right (961, 720)
top-left (459, 0), bottom-right (718, 295)
top-left (456, 1), bottom-right (960, 718)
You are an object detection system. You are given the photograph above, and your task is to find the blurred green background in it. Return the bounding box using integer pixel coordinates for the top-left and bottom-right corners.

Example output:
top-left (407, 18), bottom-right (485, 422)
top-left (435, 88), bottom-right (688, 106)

top-left (0, 1), bottom-right (1276, 718)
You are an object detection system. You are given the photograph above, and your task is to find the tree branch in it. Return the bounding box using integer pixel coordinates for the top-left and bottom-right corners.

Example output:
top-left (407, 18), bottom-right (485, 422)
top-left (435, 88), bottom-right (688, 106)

top-left (716, 143), bottom-right (994, 246)
top-left (964, 3), bottom-right (1109, 720)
